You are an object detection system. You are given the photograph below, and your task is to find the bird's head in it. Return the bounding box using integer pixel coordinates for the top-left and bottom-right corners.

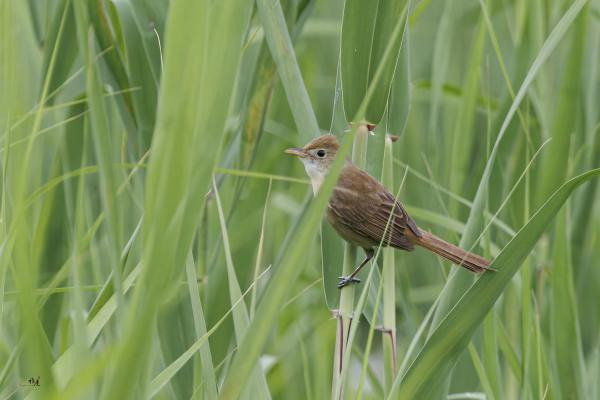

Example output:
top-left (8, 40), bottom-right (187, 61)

top-left (285, 134), bottom-right (339, 193)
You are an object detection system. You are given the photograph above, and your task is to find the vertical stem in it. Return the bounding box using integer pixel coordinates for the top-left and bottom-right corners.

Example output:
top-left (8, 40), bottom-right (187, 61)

top-left (332, 124), bottom-right (369, 399)
top-left (332, 244), bottom-right (356, 400)
top-left (519, 136), bottom-right (532, 399)
top-left (381, 135), bottom-right (397, 394)
top-left (352, 123), bottom-right (369, 167)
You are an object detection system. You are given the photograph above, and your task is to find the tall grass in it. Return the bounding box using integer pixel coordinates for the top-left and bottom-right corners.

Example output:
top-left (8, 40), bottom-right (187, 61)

top-left (1, 1), bottom-right (599, 399)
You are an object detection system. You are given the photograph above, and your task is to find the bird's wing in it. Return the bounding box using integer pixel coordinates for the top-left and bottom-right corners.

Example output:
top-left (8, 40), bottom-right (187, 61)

top-left (328, 165), bottom-right (420, 251)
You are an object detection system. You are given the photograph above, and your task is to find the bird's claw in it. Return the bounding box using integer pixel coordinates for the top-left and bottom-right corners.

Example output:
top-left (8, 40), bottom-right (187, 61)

top-left (337, 276), bottom-right (360, 289)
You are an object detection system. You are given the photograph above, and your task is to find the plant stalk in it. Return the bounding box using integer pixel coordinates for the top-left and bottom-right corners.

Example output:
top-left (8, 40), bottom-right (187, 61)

top-left (381, 135), bottom-right (397, 394)
top-left (332, 123), bottom-right (369, 399)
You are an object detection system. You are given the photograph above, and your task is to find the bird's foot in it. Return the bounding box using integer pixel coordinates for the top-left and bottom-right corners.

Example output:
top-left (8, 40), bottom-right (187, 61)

top-left (337, 276), bottom-right (360, 289)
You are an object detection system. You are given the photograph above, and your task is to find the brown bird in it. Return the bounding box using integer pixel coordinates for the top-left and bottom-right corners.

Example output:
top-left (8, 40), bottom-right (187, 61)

top-left (285, 134), bottom-right (491, 288)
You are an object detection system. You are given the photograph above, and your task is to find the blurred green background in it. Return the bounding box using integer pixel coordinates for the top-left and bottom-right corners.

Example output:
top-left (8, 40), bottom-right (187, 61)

top-left (0, 0), bottom-right (599, 399)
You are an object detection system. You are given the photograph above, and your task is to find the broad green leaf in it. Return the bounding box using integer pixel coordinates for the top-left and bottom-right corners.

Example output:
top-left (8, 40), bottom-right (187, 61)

top-left (386, 21), bottom-right (411, 137)
top-left (341, 0), bottom-right (408, 125)
top-left (100, 0), bottom-right (253, 397)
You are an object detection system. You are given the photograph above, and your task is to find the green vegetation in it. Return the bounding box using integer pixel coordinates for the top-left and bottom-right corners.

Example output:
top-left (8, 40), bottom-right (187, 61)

top-left (1, 0), bottom-right (599, 399)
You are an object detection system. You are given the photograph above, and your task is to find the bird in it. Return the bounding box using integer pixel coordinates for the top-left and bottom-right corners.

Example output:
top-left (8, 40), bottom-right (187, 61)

top-left (285, 134), bottom-right (492, 288)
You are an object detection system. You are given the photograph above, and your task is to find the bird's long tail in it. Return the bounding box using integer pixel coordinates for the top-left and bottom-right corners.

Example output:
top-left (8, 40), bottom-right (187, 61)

top-left (413, 230), bottom-right (491, 273)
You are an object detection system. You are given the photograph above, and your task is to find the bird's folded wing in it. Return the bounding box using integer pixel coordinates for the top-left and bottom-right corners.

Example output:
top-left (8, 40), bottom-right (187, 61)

top-left (328, 186), bottom-right (417, 251)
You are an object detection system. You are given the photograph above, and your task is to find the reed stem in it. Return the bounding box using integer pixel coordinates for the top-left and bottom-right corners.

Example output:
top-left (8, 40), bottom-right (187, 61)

top-left (381, 135), bottom-right (397, 394)
top-left (332, 123), bottom-right (369, 399)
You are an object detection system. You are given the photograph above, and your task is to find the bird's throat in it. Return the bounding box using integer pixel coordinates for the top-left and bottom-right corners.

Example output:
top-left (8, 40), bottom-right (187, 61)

top-left (302, 161), bottom-right (326, 195)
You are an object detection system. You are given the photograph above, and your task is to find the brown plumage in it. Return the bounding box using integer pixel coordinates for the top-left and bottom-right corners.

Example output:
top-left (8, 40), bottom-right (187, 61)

top-left (285, 134), bottom-right (492, 288)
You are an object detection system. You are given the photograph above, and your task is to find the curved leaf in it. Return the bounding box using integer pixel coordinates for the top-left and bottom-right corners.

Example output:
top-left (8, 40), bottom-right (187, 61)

top-left (100, 0), bottom-right (253, 397)
top-left (341, 0), bottom-right (408, 125)
top-left (391, 168), bottom-right (600, 399)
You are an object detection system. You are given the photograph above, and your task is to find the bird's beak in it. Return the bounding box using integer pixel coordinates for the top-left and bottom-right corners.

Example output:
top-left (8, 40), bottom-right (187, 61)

top-left (284, 147), bottom-right (307, 158)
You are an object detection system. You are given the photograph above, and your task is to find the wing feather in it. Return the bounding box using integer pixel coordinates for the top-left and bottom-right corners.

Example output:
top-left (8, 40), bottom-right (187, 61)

top-left (327, 163), bottom-right (420, 251)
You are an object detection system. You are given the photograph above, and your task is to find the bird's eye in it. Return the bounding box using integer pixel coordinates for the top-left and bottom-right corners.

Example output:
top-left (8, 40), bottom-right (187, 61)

top-left (316, 149), bottom-right (326, 158)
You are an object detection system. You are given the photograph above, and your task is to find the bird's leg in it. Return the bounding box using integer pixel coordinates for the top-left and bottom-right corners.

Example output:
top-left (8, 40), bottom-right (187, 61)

top-left (338, 248), bottom-right (375, 289)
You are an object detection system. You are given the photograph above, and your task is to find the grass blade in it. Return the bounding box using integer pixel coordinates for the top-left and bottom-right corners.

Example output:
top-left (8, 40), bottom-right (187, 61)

top-left (550, 209), bottom-right (585, 398)
top-left (185, 254), bottom-right (218, 400)
top-left (391, 168), bottom-right (600, 399)
top-left (341, 0), bottom-right (408, 124)
top-left (101, 0), bottom-right (253, 397)
top-left (213, 179), bottom-right (271, 399)
top-left (256, 0), bottom-right (320, 142)
top-left (429, 0), bottom-right (590, 334)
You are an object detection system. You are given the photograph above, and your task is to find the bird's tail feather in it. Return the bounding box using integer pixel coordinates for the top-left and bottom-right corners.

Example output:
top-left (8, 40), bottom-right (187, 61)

top-left (414, 230), bottom-right (491, 273)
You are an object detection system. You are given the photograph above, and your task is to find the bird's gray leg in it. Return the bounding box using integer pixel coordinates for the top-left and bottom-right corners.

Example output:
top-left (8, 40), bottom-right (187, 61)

top-left (338, 248), bottom-right (375, 289)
